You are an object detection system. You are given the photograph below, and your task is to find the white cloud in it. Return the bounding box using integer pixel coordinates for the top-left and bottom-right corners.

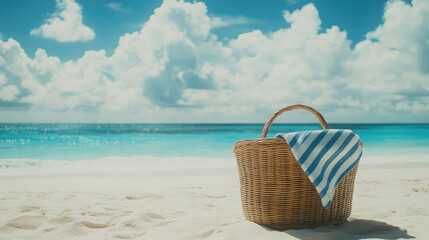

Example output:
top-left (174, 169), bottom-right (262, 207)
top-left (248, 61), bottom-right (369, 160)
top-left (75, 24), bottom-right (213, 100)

top-left (342, 0), bottom-right (429, 115)
top-left (210, 15), bottom-right (257, 29)
top-left (30, 0), bottom-right (95, 42)
top-left (0, 41), bottom-right (32, 109)
top-left (1, 0), bottom-right (429, 122)
top-left (0, 84), bottom-right (20, 101)
top-left (106, 2), bottom-right (128, 12)
top-left (367, 0), bottom-right (429, 73)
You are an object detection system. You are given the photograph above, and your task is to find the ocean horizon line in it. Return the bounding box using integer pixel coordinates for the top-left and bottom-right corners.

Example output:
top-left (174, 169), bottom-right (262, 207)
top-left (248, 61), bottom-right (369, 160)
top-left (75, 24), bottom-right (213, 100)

top-left (2, 122), bottom-right (429, 125)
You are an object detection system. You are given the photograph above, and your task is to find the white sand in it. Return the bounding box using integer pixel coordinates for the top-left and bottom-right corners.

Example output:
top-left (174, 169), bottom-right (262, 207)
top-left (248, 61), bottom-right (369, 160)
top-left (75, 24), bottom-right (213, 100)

top-left (1, 156), bottom-right (428, 239)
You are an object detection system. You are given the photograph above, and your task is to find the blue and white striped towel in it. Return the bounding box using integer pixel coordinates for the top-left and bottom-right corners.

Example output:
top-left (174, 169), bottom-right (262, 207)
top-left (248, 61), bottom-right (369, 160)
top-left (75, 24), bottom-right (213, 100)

top-left (275, 129), bottom-right (362, 208)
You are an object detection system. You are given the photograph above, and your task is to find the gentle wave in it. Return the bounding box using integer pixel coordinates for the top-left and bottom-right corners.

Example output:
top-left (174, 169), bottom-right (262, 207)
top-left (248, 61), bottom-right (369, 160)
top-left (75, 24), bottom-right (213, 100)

top-left (1, 154), bottom-right (429, 177)
top-left (2, 123), bottom-right (429, 160)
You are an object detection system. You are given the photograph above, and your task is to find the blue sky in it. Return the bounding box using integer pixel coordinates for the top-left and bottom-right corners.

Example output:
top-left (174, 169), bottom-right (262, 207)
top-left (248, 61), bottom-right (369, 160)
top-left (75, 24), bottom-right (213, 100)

top-left (0, 0), bottom-right (400, 61)
top-left (0, 0), bottom-right (428, 123)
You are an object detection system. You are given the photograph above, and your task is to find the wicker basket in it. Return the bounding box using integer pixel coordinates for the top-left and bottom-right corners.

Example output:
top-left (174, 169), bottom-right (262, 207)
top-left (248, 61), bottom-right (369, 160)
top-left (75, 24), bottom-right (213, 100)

top-left (232, 104), bottom-right (361, 230)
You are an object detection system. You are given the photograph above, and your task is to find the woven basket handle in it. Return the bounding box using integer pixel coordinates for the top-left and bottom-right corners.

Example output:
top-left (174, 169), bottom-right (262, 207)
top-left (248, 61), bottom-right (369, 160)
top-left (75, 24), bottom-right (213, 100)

top-left (260, 104), bottom-right (364, 147)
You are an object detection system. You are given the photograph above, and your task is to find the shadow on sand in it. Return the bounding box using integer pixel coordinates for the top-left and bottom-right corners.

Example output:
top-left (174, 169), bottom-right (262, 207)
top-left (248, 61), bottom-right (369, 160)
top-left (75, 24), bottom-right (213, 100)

top-left (271, 218), bottom-right (415, 240)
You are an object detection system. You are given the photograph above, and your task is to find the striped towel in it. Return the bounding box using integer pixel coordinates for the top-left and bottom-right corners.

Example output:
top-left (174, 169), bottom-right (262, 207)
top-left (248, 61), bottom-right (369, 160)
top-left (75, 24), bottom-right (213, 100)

top-left (275, 129), bottom-right (362, 208)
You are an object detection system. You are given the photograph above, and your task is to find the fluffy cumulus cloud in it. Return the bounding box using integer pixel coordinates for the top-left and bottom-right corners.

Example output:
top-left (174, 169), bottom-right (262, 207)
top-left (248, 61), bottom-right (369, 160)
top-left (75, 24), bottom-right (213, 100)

top-left (30, 0), bottom-right (95, 42)
top-left (1, 0), bottom-right (429, 122)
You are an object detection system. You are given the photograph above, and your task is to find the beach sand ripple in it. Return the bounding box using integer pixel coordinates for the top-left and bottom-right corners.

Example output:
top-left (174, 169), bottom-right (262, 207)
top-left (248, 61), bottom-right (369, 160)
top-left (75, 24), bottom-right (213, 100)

top-left (0, 164), bottom-right (428, 239)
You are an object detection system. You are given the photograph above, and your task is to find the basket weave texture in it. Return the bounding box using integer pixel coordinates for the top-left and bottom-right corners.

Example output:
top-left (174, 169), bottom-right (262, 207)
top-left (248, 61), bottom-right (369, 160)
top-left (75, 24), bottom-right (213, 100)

top-left (232, 104), bottom-right (360, 230)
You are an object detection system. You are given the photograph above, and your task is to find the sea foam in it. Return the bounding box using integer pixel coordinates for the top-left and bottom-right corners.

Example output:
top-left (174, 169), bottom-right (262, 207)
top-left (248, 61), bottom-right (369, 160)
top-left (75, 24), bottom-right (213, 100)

top-left (1, 154), bottom-right (429, 177)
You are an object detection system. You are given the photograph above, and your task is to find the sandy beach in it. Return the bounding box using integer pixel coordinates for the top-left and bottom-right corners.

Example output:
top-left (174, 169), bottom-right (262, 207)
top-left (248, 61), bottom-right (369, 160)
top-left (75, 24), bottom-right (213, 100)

top-left (1, 155), bottom-right (428, 239)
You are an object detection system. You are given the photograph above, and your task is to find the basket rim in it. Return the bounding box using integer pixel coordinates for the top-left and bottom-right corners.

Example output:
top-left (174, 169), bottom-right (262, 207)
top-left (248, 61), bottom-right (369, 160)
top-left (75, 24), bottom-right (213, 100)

top-left (232, 137), bottom-right (287, 154)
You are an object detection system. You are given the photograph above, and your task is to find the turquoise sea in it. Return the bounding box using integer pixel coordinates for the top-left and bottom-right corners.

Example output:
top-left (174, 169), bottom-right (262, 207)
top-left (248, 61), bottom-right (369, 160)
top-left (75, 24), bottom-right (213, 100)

top-left (1, 124), bottom-right (429, 162)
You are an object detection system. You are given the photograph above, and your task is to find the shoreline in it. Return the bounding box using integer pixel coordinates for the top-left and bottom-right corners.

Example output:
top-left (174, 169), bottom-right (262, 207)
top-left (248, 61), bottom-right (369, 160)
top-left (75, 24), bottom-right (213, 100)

top-left (1, 154), bottom-right (429, 176)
